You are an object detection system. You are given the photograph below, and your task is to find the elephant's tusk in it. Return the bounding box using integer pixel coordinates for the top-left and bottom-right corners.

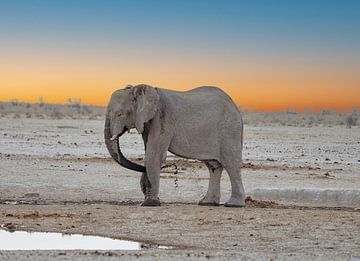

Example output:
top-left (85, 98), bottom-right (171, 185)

top-left (110, 135), bottom-right (118, 141)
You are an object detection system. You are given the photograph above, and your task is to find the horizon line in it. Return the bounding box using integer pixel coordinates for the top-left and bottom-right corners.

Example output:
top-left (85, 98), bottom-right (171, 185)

top-left (0, 99), bottom-right (358, 113)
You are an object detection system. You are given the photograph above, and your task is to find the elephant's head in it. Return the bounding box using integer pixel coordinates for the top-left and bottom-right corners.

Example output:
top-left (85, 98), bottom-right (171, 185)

top-left (104, 84), bottom-right (160, 172)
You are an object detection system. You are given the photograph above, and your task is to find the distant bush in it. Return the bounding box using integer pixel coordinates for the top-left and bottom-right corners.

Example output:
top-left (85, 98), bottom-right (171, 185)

top-left (346, 115), bottom-right (357, 128)
top-left (241, 109), bottom-right (359, 127)
top-left (0, 100), bottom-right (357, 125)
top-left (50, 109), bottom-right (64, 119)
top-left (0, 100), bottom-right (106, 120)
top-left (82, 105), bottom-right (93, 114)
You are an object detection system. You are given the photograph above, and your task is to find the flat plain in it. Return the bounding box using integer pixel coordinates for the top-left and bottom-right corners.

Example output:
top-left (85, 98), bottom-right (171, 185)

top-left (0, 106), bottom-right (359, 260)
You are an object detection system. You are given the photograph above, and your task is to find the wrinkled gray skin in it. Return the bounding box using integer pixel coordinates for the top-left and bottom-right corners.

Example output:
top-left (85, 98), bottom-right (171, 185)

top-left (104, 84), bottom-right (245, 207)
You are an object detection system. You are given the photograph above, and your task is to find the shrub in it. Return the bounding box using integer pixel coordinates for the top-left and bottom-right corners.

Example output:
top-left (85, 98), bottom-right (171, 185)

top-left (346, 115), bottom-right (357, 128)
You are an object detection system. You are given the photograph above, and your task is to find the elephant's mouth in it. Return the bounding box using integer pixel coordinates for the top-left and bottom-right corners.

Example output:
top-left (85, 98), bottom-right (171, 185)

top-left (110, 127), bottom-right (128, 141)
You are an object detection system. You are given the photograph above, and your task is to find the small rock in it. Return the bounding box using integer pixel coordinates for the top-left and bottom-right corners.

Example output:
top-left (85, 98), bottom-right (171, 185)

top-left (2, 222), bottom-right (16, 231)
top-left (23, 211), bottom-right (40, 218)
top-left (24, 193), bottom-right (40, 198)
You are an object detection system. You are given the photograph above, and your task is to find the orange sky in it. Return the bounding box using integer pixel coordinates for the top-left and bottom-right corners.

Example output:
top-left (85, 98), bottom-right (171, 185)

top-left (1, 49), bottom-right (359, 111)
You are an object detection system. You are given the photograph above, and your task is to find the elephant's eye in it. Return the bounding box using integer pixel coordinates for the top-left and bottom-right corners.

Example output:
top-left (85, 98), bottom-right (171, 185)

top-left (117, 110), bottom-right (130, 117)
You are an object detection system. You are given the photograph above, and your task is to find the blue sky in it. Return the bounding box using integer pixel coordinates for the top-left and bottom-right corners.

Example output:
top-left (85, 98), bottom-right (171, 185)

top-left (2, 0), bottom-right (359, 53)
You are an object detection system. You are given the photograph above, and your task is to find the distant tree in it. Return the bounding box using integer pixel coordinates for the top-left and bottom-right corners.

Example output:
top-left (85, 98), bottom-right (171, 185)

top-left (67, 98), bottom-right (81, 109)
top-left (38, 97), bottom-right (45, 107)
top-left (11, 99), bottom-right (19, 106)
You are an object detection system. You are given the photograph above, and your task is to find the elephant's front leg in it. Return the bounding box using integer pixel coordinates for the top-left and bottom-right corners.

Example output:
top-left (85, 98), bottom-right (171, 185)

top-left (141, 153), bottom-right (162, 207)
top-left (141, 150), bottom-right (167, 198)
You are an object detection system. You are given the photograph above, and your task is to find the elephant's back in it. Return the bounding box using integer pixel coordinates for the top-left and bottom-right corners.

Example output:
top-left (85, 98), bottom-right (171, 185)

top-left (159, 86), bottom-right (242, 130)
top-left (160, 86), bottom-right (238, 110)
top-left (161, 86), bottom-right (229, 97)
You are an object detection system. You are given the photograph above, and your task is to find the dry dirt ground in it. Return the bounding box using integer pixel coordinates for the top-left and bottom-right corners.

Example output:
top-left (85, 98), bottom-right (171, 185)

top-left (0, 118), bottom-right (359, 260)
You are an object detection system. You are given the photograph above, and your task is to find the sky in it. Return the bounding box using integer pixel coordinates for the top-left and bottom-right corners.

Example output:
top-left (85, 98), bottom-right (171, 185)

top-left (0, 0), bottom-right (359, 111)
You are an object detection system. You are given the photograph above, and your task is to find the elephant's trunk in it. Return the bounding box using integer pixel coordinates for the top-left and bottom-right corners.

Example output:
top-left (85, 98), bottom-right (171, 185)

top-left (104, 115), bottom-right (146, 173)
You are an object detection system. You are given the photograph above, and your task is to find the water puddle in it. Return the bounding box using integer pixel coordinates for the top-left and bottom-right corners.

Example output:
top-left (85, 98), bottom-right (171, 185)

top-left (3, 200), bottom-right (31, 205)
top-left (0, 229), bottom-right (172, 250)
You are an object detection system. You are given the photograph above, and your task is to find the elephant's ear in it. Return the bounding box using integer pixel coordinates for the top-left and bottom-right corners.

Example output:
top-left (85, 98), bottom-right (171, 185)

top-left (132, 85), bottom-right (160, 134)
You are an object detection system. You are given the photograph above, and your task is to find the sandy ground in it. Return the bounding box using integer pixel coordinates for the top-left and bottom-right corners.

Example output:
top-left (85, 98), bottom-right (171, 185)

top-left (0, 118), bottom-right (360, 260)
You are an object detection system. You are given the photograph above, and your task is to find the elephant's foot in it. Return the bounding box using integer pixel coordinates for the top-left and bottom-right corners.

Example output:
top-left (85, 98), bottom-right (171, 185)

top-left (198, 196), bottom-right (220, 206)
top-left (141, 197), bottom-right (161, 207)
top-left (224, 197), bottom-right (245, 208)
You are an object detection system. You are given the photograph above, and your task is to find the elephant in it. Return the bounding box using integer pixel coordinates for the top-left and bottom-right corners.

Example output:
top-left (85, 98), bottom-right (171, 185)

top-left (104, 84), bottom-right (245, 207)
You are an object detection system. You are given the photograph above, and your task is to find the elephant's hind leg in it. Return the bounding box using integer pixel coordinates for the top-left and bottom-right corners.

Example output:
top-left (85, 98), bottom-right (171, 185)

top-left (199, 161), bottom-right (223, 206)
top-left (223, 164), bottom-right (245, 207)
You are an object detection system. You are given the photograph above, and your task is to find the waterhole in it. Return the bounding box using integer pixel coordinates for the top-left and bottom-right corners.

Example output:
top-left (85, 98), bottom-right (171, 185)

top-left (0, 229), bottom-right (171, 250)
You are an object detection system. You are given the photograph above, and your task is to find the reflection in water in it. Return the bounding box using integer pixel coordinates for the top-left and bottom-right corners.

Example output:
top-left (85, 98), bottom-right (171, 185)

top-left (0, 229), bottom-right (168, 250)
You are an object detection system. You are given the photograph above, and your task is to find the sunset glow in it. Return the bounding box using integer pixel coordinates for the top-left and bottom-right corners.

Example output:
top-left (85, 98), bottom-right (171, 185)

top-left (0, 0), bottom-right (359, 111)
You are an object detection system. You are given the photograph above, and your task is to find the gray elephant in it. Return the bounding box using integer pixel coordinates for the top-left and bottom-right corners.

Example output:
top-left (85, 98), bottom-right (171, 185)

top-left (104, 84), bottom-right (245, 207)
